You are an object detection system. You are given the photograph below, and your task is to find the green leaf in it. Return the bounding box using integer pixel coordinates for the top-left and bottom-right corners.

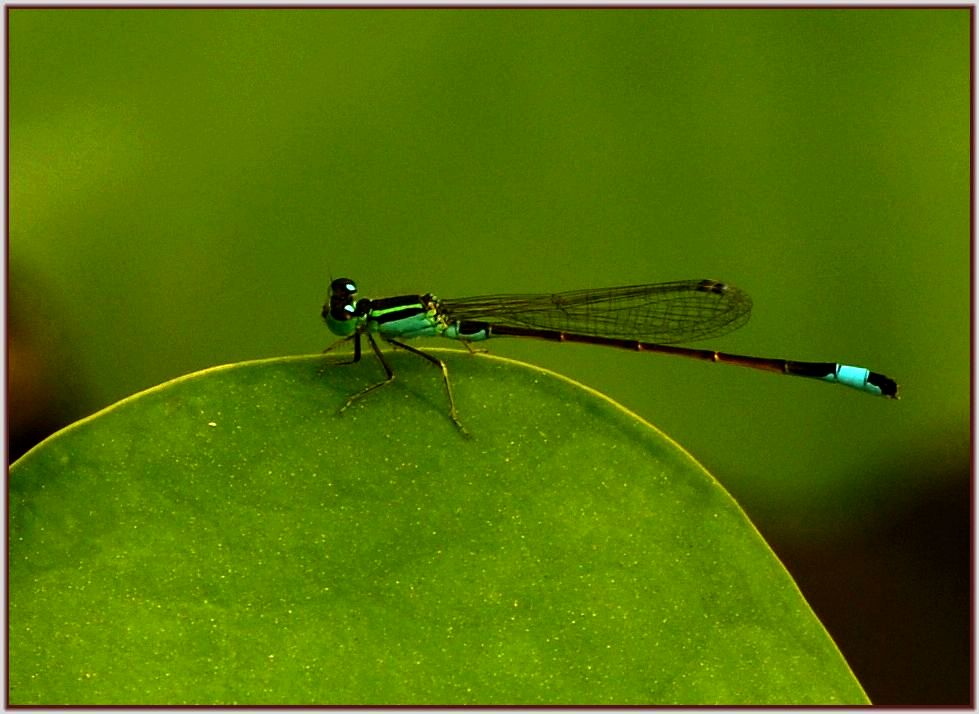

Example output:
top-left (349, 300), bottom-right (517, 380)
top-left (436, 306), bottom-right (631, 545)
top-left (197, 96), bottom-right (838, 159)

top-left (9, 351), bottom-right (867, 705)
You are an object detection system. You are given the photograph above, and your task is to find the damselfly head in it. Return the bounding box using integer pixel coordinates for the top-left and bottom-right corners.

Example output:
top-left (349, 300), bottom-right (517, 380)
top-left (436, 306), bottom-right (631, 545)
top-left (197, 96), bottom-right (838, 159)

top-left (324, 277), bottom-right (359, 323)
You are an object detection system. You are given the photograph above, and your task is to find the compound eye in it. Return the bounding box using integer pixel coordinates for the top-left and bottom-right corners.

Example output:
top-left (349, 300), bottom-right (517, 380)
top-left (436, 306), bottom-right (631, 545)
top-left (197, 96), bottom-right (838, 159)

top-left (330, 277), bottom-right (357, 298)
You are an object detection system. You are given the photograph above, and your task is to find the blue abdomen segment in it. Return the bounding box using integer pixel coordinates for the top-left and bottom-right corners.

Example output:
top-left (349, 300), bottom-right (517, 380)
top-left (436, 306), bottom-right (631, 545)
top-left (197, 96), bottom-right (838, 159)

top-left (821, 364), bottom-right (898, 398)
top-left (822, 364), bottom-right (873, 392)
top-left (786, 360), bottom-right (898, 398)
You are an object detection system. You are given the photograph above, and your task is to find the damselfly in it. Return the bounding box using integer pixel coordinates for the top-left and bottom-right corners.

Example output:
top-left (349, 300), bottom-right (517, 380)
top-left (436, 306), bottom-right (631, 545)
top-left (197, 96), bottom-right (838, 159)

top-left (321, 278), bottom-right (898, 434)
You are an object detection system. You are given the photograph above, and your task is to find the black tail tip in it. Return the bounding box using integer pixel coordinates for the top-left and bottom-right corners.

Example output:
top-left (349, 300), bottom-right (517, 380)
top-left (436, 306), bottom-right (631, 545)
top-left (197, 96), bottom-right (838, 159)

top-left (869, 372), bottom-right (899, 399)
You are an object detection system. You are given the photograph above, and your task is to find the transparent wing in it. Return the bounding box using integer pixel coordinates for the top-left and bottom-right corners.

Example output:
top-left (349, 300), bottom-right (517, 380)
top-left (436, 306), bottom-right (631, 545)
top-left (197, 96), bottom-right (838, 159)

top-left (439, 280), bottom-right (752, 344)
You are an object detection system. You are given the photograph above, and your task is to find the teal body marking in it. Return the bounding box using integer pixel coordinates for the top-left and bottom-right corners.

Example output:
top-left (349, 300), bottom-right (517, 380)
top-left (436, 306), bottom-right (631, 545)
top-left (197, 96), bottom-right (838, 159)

top-left (822, 364), bottom-right (881, 396)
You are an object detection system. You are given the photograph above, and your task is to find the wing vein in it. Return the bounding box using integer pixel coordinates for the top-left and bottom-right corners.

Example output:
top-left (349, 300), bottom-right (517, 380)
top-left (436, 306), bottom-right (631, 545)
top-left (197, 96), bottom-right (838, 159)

top-left (439, 280), bottom-right (752, 344)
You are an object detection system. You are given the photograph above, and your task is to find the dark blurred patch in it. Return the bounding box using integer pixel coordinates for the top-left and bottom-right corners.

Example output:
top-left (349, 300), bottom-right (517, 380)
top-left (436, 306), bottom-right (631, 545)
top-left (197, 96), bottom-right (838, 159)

top-left (8, 267), bottom-right (90, 462)
top-left (776, 459), bottom-right (971, 705)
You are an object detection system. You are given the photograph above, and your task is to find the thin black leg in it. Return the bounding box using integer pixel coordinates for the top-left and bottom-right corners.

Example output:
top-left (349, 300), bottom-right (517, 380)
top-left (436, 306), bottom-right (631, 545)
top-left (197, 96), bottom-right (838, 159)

top-left (337, 333), bottom-right (397, 414)
top-left (320, 332), bottom-right (362, 365)
top-left (387, 338), bottom-right (469, 436)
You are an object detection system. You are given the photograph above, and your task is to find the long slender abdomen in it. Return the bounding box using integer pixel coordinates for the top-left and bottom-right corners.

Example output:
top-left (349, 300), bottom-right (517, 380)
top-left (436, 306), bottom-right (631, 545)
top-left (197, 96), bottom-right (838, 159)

top-left (485, 324), bottom-right (898, 398)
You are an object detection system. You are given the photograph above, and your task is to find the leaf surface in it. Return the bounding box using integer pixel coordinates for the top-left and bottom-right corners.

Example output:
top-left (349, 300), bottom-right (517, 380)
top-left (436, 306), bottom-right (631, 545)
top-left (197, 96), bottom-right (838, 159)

top-left (9, 351), bottom-right (868, 704)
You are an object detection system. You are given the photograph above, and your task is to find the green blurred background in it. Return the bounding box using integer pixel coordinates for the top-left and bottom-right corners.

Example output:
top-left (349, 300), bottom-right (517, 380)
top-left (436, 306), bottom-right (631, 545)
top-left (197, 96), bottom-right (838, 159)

top-left (8, 7), bottom-right (969, 704)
